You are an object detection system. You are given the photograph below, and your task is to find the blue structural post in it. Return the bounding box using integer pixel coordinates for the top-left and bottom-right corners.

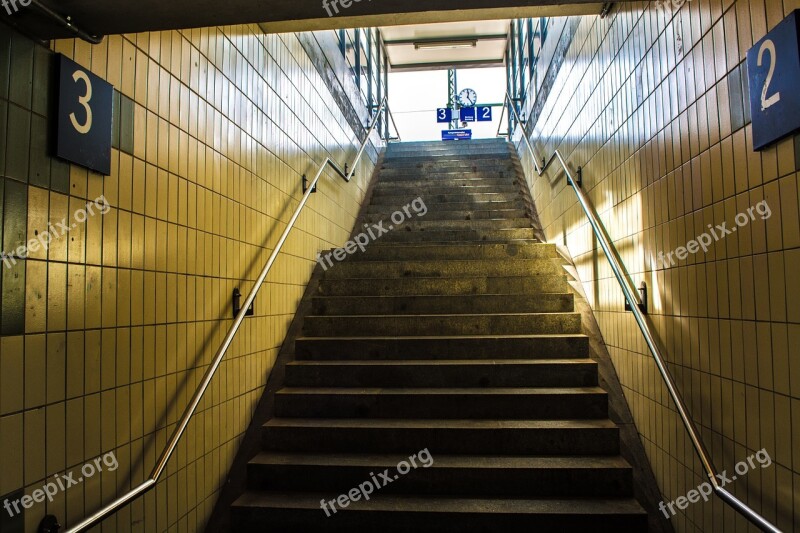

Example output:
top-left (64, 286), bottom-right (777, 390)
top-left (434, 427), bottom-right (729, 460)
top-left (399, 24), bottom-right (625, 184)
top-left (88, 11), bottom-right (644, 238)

top-left (517, 19), bottom-right (525, 102)
top-left (355, 29), bottom-right (362, 91)
top-left (376, 30), bottom-right (383, 137)
top-left (367, 28), bottom-right (374, 111)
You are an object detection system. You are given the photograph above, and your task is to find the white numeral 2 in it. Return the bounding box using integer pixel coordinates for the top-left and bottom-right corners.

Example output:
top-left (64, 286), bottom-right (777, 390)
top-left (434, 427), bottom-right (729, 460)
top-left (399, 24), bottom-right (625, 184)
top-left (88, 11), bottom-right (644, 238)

top-left (758, 39), bottom-right (781, 112)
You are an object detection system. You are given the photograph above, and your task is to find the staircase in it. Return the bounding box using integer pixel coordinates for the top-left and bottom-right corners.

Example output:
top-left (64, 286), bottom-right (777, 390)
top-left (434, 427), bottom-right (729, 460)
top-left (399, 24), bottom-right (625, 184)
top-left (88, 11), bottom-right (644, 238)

top-left (230, 139), bottom-right (649, 531)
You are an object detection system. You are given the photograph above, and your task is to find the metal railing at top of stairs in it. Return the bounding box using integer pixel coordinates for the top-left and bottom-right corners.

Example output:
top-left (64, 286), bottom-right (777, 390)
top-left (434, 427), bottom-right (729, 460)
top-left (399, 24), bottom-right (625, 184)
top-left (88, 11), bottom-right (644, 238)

top-left (60, 97), bottom-right (398, 533)
top-left (498, 92), bottom-right (782, 533)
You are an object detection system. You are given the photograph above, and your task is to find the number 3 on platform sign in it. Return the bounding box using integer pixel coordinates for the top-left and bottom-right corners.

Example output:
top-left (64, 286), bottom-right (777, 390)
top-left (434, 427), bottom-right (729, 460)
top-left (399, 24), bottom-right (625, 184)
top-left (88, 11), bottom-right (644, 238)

top-left (56, 54), bottom-right (113, 175)
top-left (747, 10), bottom-right (800, 151)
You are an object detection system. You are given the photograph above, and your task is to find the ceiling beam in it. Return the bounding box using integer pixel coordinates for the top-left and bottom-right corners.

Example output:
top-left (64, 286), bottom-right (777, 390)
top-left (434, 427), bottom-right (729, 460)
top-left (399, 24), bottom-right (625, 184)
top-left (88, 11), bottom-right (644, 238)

top-left (389, 58), bottom-right (505, 72)
top-left (3, 0), bottom-right (606, 41)
top-left (383, 34), bottom-right (509, 47)
top-left (261, 3), bottom-right (606, 33)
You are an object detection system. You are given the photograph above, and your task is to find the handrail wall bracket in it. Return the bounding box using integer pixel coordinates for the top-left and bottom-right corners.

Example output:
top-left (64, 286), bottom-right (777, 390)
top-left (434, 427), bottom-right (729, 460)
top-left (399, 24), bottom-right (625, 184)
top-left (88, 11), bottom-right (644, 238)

top-left (624, 282), bottom-right (648, 314)
top-left (573, 166), bottom-right (583, 188)
top-left (302, 174), bottom-right (318, 194)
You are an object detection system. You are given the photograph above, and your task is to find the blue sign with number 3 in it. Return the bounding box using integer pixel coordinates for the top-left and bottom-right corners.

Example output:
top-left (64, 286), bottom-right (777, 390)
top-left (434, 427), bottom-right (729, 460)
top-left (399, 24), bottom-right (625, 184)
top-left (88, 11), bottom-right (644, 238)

top-left (56, 55), bottom-right (114, 175)
top-left (747, 10), bottom-right (800, 151)
top-left (436, 108), bottom-right (453, 123)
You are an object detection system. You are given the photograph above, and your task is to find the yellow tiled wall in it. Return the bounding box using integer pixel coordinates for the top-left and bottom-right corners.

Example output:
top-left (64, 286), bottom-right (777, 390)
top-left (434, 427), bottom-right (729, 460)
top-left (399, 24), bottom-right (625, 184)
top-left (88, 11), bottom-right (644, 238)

top-left (0, 24), bottom-right (378, 532)
top-left (519, 2), bottom-right (799, 531)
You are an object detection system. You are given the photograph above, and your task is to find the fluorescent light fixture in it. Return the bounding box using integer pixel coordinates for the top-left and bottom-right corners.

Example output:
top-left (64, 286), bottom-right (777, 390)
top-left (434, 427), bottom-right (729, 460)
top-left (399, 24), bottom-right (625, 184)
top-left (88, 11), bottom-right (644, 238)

top-left (414, 39), bottom-right (478, 50)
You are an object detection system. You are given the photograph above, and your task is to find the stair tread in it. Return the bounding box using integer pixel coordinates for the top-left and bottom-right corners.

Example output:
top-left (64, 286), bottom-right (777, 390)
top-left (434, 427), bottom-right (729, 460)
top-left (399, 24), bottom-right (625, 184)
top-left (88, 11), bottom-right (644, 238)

top-left (249, 452), bottom-right (630, 469)
top-left (297, 333), bottom-right (587, 340)
top-left (335, 258), bottom-right (556, 264)
top-left (233, 492), bottom-right (647, 515)
top-left (313, 294), bottom-right (572, 299)
top-left (368, 240), bottom-right (541, 245)
top-left (297, 333), bottom-right (587, 341)
top-left (356, 243), bottom-right (551, 251)
top-left (306, 313), bottom-right (580, 318)
top-left (277, 387), bottom-right (607, 395)
top-left (287, 358), bottom-right (596, 366)
top-left (264, 418), bottom-right (617, 429)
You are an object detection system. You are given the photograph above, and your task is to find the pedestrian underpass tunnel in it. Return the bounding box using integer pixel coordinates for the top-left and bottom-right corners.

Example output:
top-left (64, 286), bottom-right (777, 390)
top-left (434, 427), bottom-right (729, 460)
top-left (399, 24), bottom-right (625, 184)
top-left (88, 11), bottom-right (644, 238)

top-left (0, 1), bottom-right (797, 532)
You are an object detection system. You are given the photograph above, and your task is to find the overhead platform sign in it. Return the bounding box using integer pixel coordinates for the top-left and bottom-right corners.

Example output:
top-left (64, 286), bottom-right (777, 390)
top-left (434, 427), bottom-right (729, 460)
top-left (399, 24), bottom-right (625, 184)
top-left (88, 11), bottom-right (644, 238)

top-left (460, 106), bottom-right (493, 122)
top-left (437, 107), bottom-right (494, 124)
top-left (747, 9), bottom-right (800, 150)
top-left (460, 107), bottom-right (477, 122)
top-left (442, 130), bottom-right (472, 141)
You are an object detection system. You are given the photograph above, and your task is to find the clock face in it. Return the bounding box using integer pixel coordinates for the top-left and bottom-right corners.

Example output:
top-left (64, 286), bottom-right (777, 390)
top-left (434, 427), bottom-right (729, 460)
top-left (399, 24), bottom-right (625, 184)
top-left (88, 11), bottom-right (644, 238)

top-left (457, 88), bottom-right (478, 107)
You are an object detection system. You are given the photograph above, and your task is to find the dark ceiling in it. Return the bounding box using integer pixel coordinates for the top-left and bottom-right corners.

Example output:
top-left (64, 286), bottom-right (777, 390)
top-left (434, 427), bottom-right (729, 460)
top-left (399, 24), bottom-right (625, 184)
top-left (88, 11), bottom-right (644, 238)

top-left (3, 0), bottom-right (605, 41)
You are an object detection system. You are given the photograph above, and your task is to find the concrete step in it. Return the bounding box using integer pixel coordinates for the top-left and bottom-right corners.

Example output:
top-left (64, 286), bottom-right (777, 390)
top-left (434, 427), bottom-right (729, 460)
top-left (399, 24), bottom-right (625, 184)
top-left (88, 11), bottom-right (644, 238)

top-left (302, 313), bottom-right (583, 337)
top-left (381, 152), bottom-right (512, 160)
top-left (379, 164), bottom-right (516, 174)
top-left (387, 138), bottom-right (507, 149)
top-left (364, 199), bottom-right (525, 213)
top-left (361, 219), bottom-right (533, 232)
top-left (317, 275), bottom-right (569, 297)
top-left (372, 184), bottom-right (522, 196)
top-left (370, 192), bottom-right (522, 206)
top-left (378, 228), bottom-right (537, 243)
top-left (380, 157), bottom-right (514, 170)
top-left (284, 359), bottom-right (599, 388)
top-left (377, 170), bottom-right (518, 181)
top-left (274, 387), bottom-right (608, 419)
top-left (374, 177), bottom-right (523, 187)
top-left (350, 242), bottom-right (557, 261)
top-left (385, 149), bottom-right (510, 157)
top-left (359, 209), bottom-right (529, 222)
top-left (323, 259), bottom-right (562, 279)
top-left (385, 145), bottom-right (509, 156)
top-left (245, 453), bottom-right (633, 497)
top-left (231, 493), bottom-right (648, 532)
top-left (262, 418), bottom-right (621, 455)
top-left (382, 152), bottom-right (512, 161)
top-left (376, 176), bottom-right (520, 187)
top-left (385, 140), bottom-right (511, 157)
top-left (311, 294), bottom-right (574, 315)
top-left (294, 335), bottom-right (590, 361)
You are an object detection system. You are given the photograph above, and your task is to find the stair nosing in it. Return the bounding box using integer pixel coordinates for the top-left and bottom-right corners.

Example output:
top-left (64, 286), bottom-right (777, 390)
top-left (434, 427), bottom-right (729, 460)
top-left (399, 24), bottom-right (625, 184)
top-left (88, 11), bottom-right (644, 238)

top-left (248, 451), bottom-right (631, 470)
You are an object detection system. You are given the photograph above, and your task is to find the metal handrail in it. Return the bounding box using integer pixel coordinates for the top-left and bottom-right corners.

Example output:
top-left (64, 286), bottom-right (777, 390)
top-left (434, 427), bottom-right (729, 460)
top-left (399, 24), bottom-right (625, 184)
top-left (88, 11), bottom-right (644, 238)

top-left (500, 93), bottom-right (781, 533)
top-left (65, 97), bottom-right (393, 533)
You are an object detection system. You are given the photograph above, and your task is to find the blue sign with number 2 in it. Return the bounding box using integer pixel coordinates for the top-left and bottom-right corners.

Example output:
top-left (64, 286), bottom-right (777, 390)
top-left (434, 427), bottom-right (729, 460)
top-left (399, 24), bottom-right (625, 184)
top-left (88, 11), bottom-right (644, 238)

top-left (747, 10), bottom-right (800, 150)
